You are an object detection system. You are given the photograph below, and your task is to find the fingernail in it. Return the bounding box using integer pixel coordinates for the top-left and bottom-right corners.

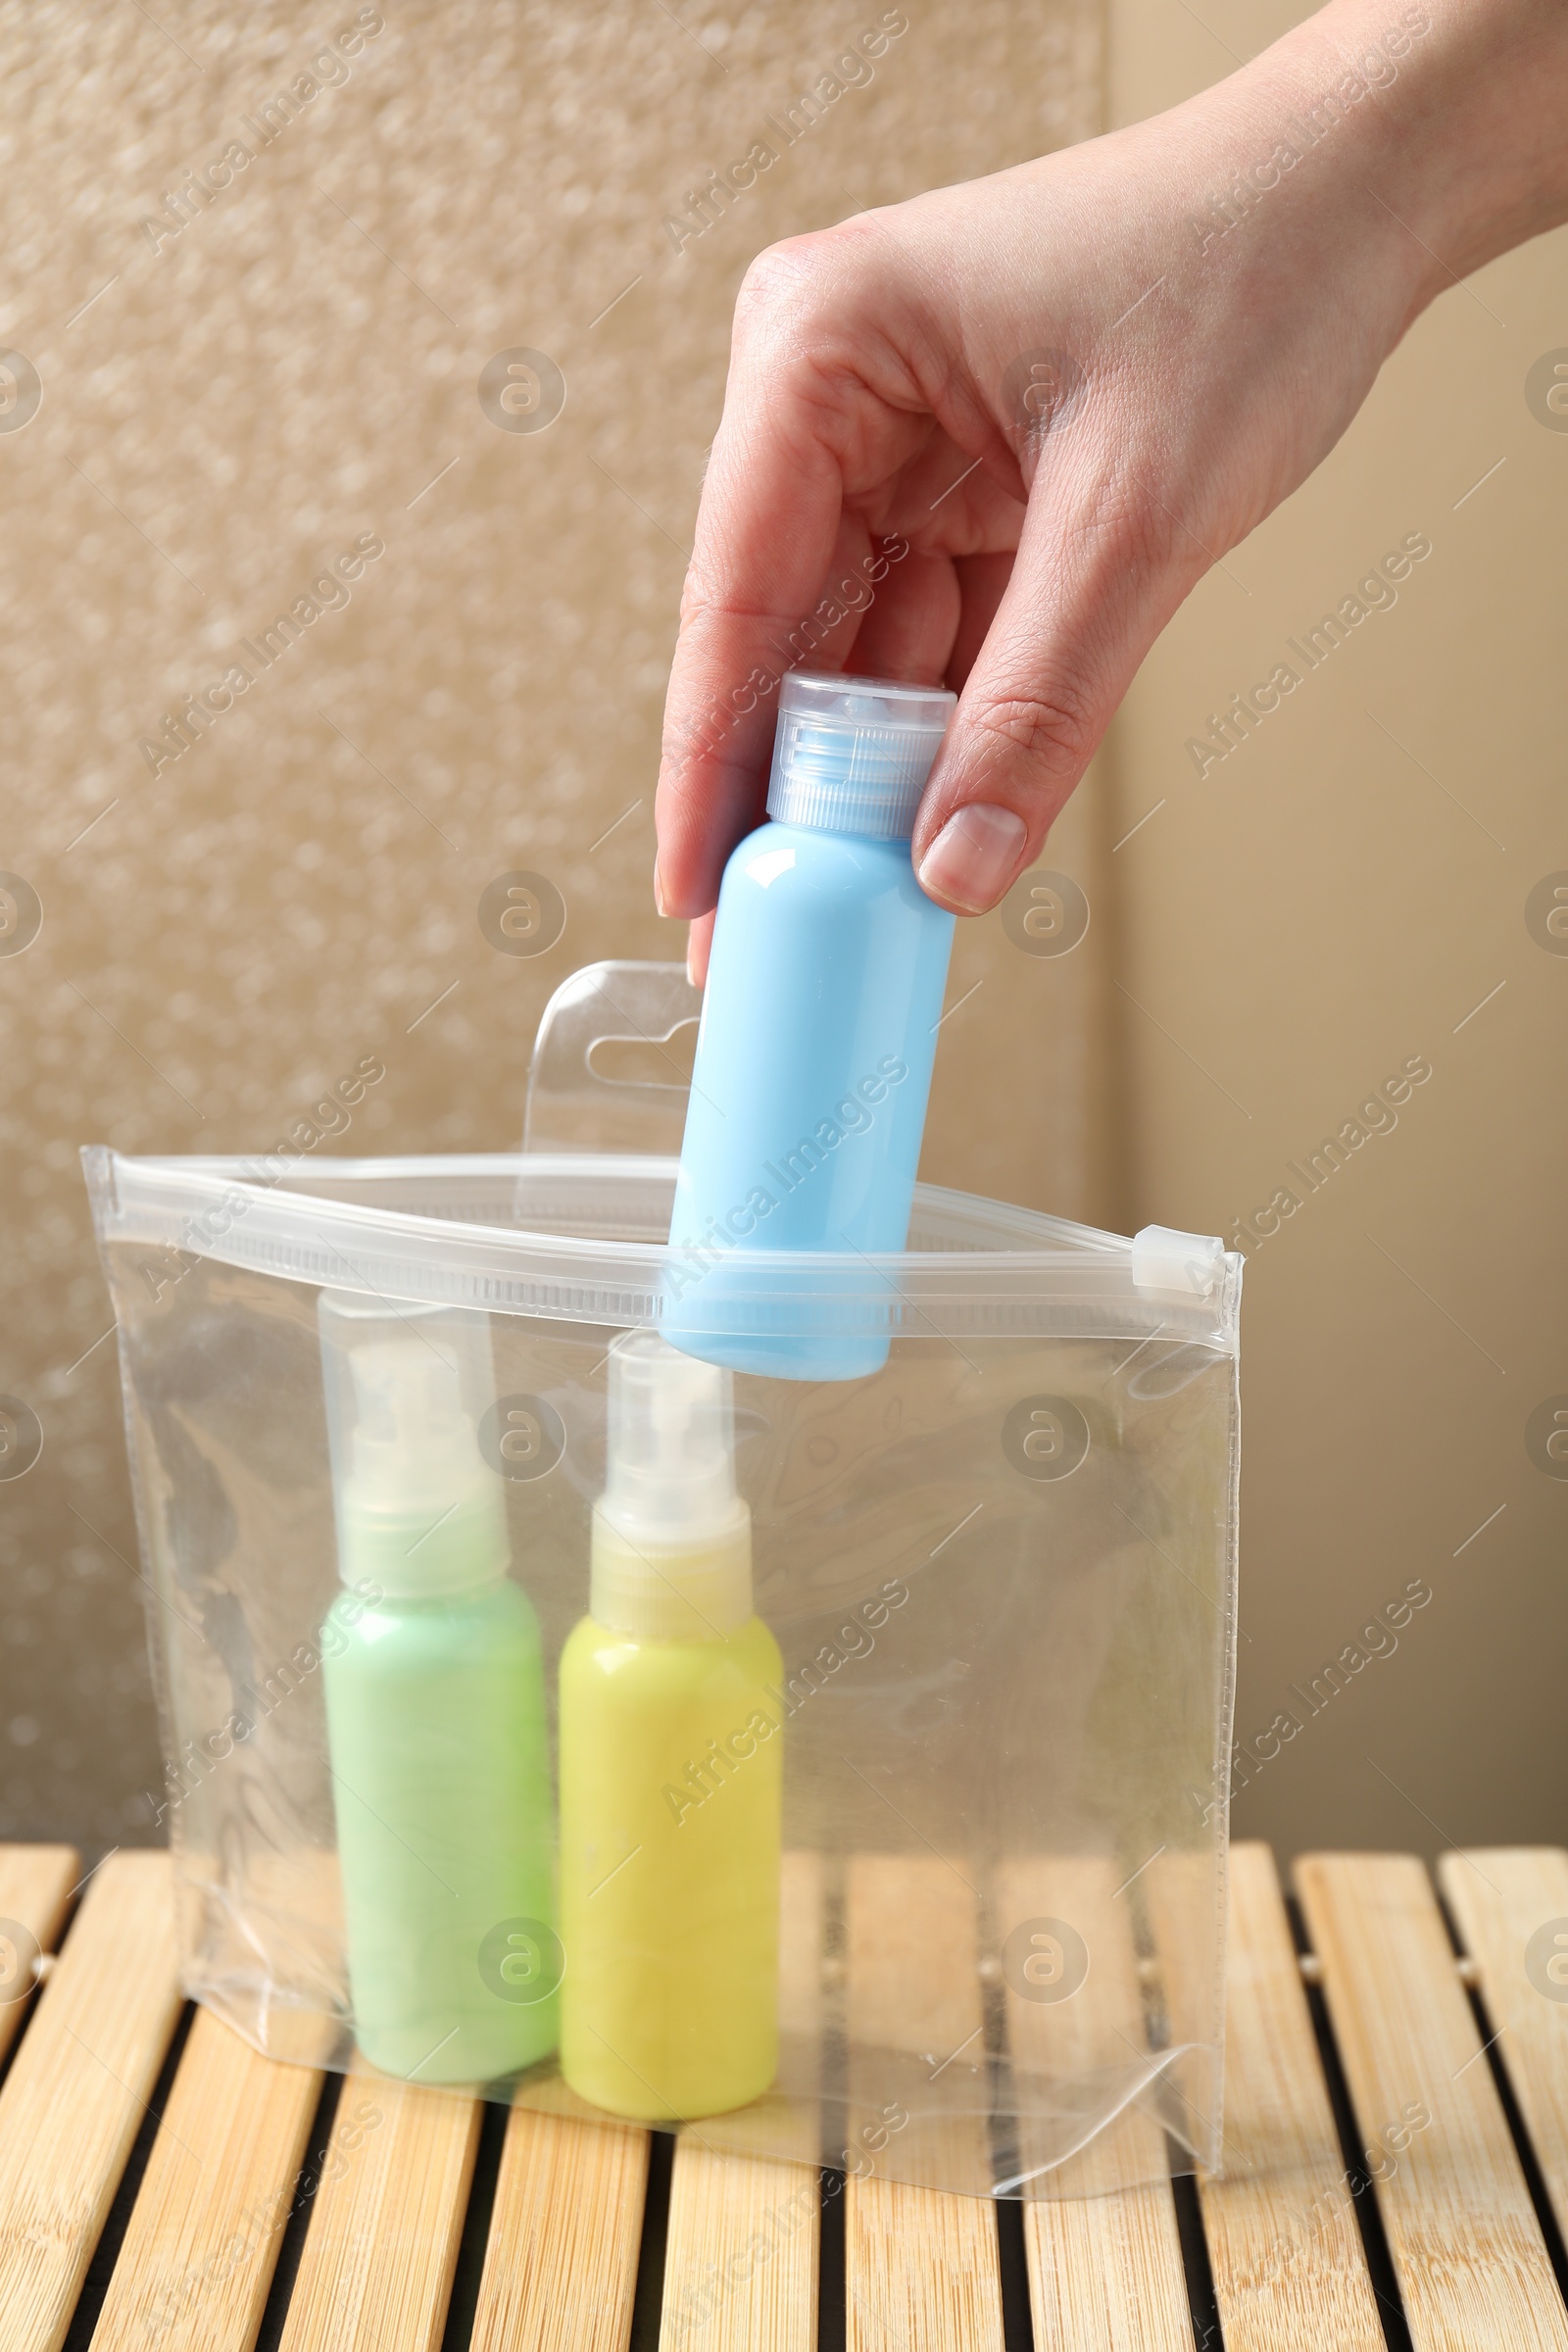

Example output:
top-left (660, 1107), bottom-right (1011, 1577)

top-left (653, 856), bottom-right (667, 918)
top-left (916, 804), bottom-right (1028, 911)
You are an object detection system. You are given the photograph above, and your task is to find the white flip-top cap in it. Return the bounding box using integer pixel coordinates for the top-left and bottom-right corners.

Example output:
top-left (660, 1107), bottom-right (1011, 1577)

top-left (765, 669), bottom-right (956, 840)
top-left (592, 1329), bottom-right (752, 1639)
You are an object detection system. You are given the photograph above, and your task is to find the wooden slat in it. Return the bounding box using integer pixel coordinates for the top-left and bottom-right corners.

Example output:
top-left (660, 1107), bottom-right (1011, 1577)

top-left (999, 1854), bottom-right (1190, 2350)
top-left (1198, 1842), bottom-right (1384, 2350)
top-left (1440, 1847), bottom-right (1568, 2250)
top-left (467, 2105), bottom-right (649, 2352)
top-left (659, 2144), bottom-right (817, 2352)
top-left (277, 2060), bottom-right (480, 2352)
top-left (0, 1850), bottom-right (181, 2352)
top-left (845, 1855), bottom-right (1003, 2352)
top-left (86, 2004), bottom-right (322, 2351)
top-left (1142, 1842), bottom-right (1226, 2173)
top-left (0, 1844), bottom-right (78, 2069)
top-left (1297, 1850), bottom-right (1568, 2351)
top-left (660, 1850), bottom-right (822, 2349)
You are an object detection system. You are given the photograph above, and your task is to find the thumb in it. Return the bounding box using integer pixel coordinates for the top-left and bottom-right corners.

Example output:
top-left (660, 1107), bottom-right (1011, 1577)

top-left (910, 462), bottom-right (1198, 912)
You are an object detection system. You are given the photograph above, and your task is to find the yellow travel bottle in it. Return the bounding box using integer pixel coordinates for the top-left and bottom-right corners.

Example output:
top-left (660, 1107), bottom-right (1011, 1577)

top-left (560, 1330), bottom-right (782, 2121)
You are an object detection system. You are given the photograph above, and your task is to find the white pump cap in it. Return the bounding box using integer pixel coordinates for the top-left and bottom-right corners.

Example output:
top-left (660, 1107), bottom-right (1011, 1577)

top-left (765, 668), bottom-right (956, 840)
top-left (318, 1293), bottom-right (509, 1600)
top-left (591, 1329), bottom-right (752, 1640)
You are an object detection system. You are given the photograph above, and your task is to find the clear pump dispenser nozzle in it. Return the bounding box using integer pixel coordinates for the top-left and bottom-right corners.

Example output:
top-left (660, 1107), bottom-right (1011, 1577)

top-left (318, 1293), bottom-right (508, 1599)
top-left (592, 1329), bottom-right (752, 1638)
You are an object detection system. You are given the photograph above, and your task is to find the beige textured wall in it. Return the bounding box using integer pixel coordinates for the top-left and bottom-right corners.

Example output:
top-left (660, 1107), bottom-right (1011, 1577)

top-left (1, 0), bottom-right (1560, 1860)
top-left (0, 0), bottom-right (1103, 1847)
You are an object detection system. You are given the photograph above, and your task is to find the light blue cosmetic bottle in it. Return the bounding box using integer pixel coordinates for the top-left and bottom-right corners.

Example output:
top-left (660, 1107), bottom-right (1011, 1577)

top-left (665, 669), bottom-right (956, 1381)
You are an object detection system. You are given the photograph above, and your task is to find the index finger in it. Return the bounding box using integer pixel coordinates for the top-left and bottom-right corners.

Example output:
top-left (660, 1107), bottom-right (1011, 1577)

top-left (654, 360), bottom-right (846, 919)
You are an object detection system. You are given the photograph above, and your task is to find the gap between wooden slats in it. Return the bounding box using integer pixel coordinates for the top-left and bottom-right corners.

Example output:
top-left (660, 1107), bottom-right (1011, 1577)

top-left (998, 1853), bottom-right (1191, 2350)
top-left (844, 1854), bottom-right (1003, 2352)
top-left (0, 1844), bottom-right (78, 2072)
top-left (659, 1848), bottom-right (822, 2352)
top-left (1194, 1841), bottom-right (1384, 2351)
top-left (276, 2055), bottom-right (480, 2352)
top-left (1297, 1850), bottom-right (1568, 2352)
top-left (1439, 1848), bottom-right (1568, 2255)
top-left (0, 1850), bottom-right (181, 2352)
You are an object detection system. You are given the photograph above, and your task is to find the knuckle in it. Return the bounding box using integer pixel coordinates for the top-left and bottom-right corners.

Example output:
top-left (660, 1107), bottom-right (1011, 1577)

top-left (964, 683), bottom-right (1098, 782)
top-left (735, 236), bottom-right (829, 325)
top-left (730, 227), bottom-right (898, 453)
top-left (734, 223), bottom-right (868, 349)
top-left (1081, 459), bottom-right (1194, 590)
top-left (676, 563), bottom-right (723, 633)
top-left (1101, 481), bottom-right (1179, 576)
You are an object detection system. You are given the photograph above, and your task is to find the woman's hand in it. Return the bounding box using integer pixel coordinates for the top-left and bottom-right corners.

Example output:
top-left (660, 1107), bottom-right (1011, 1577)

top-left (654, 0), bottom-right (1568, 982)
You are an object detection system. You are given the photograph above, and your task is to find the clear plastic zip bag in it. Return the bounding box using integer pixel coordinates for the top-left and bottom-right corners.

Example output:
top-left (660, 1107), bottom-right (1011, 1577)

top-left (85, 960), bottom-right (1241, 2200)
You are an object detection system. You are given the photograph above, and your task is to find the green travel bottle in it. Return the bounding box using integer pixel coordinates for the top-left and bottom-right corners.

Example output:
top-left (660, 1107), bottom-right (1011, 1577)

top-left (318, 1293), bottom-right (558, 2083)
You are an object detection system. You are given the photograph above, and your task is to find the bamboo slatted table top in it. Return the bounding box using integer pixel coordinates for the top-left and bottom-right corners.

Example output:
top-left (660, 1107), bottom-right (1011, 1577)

top-left (1, 1839), bottom-right (1566, 2350)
